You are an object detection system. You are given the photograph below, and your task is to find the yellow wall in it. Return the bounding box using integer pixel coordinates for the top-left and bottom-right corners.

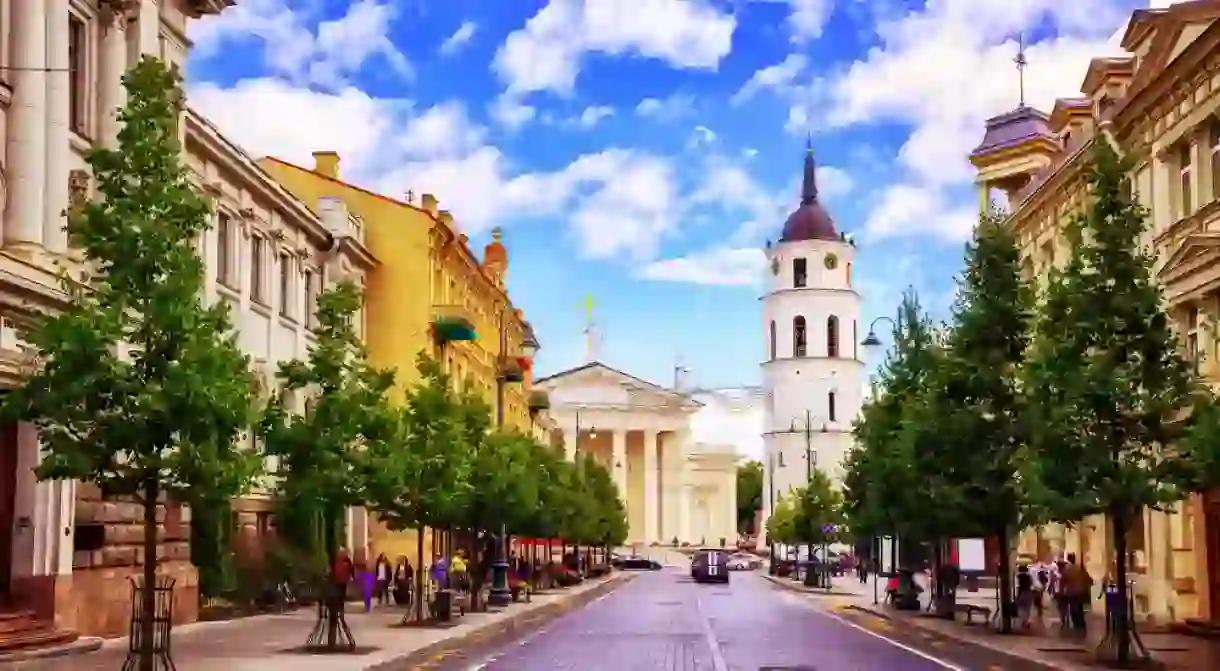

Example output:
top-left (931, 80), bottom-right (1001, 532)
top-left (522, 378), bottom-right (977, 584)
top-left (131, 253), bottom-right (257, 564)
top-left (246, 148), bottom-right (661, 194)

top-left (259, 154), bottom-right (544, 564)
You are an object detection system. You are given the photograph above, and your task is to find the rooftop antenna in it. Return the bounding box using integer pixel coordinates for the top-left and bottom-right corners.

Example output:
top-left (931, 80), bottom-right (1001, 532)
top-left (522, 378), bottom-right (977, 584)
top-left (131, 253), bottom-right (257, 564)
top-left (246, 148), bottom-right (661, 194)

top-left (582, 294), bottom-right (600, 362)
top-left (1015, 32), bottom-right (1028, 108)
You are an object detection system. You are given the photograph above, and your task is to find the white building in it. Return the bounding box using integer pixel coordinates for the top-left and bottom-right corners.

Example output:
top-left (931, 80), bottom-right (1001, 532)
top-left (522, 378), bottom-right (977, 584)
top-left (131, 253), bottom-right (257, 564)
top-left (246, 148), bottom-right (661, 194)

top-left (535, 363), bottom-right (739, 547)
top-left (758, 145), bottom-right (865, 545)
top-left (0, 0), bottom-right (376, 646)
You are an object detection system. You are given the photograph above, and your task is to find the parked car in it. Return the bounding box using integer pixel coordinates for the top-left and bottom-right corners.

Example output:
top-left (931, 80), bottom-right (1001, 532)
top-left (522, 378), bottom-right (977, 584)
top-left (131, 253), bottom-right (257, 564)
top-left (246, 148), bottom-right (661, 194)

top-left (616, 555), bottom-right (662, 570)
top-left (727, 552), bottom-right (761, 571)
top-left (691, 548), bottom-right (730, 584)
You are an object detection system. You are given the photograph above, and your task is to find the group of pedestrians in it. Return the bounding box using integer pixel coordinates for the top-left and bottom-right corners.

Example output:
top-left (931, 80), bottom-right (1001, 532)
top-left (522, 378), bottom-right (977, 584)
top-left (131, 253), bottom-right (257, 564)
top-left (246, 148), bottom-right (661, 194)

top-left (331, 550), bottom-right (420, 612)
top-left (1014, 552), bottom-right (1093, 635)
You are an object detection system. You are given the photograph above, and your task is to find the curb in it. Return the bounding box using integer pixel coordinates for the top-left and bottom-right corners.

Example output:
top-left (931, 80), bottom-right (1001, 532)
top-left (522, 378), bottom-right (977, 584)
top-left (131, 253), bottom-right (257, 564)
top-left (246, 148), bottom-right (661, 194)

top-left (844, 604), bottom-right (1089, 671)
top-left (760, 573), bottom-right (862, 598)
top-left (367, 572), bottom-right (636, 670)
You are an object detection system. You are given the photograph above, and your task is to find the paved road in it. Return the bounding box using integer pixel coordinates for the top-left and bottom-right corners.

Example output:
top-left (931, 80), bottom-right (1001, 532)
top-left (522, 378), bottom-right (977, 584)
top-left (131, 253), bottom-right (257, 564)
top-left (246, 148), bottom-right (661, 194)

top-left (443, 568), bottom-right (957, 671)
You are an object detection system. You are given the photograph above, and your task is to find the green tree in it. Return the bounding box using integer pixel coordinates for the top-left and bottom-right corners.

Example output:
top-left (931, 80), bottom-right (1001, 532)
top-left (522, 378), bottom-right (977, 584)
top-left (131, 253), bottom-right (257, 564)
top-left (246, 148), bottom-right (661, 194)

top-left (260, 281), bottom-right (396, 648)
top-left (845, 292), bottom-right (943, 544)
top-left (928, 209), bottom-right (1034, 628)
top-left (0, 58), bottom-right (259, 671)
top-left (1023, 138), bottom-right (1203, 664)
top-left (582, 457), bottom-right (628, 549)
top-left (736, 460), bottom-right (763, 533)
top-left (366, 356), bottom-right (472, 622)
top-left (791, 471), bottom-right (845, 545)
top-left (766, 496), bottom-right (798, 545)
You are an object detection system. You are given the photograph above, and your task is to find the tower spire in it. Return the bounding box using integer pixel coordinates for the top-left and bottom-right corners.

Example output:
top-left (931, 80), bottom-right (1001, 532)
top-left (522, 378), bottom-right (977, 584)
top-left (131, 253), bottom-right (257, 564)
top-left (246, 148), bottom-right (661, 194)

top-left (1015, 32), bottom-right (1028, 108)
top-left (801, 135), bottom-right (818, 204)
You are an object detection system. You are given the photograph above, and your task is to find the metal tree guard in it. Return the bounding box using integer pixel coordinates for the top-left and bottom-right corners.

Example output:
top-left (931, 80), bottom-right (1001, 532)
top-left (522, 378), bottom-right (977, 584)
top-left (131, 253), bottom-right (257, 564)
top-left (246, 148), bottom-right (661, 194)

top-left (122, 575), bottom-right (176, 671)
top-left (306, 577), bottom-right (356, 652)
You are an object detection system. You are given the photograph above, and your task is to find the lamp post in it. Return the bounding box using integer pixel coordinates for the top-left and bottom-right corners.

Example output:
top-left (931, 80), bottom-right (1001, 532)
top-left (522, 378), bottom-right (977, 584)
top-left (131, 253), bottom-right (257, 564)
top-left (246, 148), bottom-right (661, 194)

top-left (861, 315), bottom-right (894, 602)
top-left (767, 450), bottom-right (779, 575)
top-left (488, 307), bottom-right (539, 608)
top-left (789, 409), bottom-right (826, 582)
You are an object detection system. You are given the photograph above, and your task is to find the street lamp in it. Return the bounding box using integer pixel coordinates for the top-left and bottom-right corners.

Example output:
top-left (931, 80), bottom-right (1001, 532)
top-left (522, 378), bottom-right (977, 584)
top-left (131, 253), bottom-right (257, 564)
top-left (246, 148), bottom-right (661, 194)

top-left (489, 305), bottom-right (537, 608)
top-left (861, 315), bottom-right (897, 352)
top-left (789, 409), bottom-right (826, 585)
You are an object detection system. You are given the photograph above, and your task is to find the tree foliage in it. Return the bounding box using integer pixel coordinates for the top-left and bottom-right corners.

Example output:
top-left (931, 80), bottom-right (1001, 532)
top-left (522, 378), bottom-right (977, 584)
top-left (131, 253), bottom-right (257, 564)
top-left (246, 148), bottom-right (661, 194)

top-left (736, 460), bottom-right (763, 533)
top-left (844, 291), bottom-right (943, 542)
top-left (1023, 138), bottom-right (1208, 662)
top-left (791, 469), bottom-right (845, 544)
top-left (261, 281), bottom-right (397, 559)
top-left (766, 495), bottom-right (798, 545)
top-left (0, 58), bottom-right (260, 671)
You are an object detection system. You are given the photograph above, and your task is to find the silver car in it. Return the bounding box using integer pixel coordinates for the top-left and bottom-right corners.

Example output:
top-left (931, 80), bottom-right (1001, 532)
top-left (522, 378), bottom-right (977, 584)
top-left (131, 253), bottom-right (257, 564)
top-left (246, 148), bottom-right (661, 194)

top-left (727, 552), bottom-right (761, 571)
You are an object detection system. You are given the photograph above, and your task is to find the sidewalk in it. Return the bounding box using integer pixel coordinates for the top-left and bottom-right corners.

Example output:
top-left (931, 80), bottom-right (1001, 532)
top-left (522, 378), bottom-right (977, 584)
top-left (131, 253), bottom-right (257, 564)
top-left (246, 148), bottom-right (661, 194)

top-left (766, 572), bottom-right (1220, 670)
top-left (11, 573), bottom-right (633, 671)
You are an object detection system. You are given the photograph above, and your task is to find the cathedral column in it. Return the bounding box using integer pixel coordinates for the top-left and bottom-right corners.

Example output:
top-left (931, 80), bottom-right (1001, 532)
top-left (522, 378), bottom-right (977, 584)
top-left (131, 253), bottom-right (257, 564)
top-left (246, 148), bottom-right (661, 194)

top-left (5, 0), bottom-right (49, 249)
top-left (137, 0), bottom-right (161, 57)
top-left (98, 4), bottom-right (131, 147)
top-left (643, 429), bottom-right (659, 544)
top-left (611, 429), bottom-right (627, 504)
top-left (678, 484), bottom-right (691, 545)
top-left (562, 428), bottom-right (577, 462)
top-left (44, 0), bottom-right (71, 255)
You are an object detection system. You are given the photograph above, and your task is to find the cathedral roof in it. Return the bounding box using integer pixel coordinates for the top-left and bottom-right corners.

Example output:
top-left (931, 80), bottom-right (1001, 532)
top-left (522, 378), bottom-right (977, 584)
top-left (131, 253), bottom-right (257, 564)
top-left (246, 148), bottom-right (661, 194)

top-left (779, 141), bottom-right (839, 243)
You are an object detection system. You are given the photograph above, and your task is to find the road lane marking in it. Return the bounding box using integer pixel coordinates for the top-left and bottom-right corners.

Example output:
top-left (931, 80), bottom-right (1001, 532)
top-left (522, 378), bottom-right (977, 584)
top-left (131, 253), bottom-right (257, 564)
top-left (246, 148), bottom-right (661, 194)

top-left (694, 595), bottom-right (730, 671)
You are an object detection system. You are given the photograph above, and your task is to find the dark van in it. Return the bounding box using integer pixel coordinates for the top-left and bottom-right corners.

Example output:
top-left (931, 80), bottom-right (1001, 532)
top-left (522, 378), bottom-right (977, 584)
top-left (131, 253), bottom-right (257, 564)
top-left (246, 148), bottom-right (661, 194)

top-left (691, 549), bottom-right (730, 584)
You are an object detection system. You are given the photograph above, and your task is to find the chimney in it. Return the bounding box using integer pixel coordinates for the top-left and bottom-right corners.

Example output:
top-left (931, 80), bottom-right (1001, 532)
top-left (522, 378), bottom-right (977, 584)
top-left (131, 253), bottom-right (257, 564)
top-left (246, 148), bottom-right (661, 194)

top-left (421, 193), bottom-right (438, 217)
top-left (313, 151), bottom-right (339, 178)
top-left (439, 210), bottom-right (455, 230)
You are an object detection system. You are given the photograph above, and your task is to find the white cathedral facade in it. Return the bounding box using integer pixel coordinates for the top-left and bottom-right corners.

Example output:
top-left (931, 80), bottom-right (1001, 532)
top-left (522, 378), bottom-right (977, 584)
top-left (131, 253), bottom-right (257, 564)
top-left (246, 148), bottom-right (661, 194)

top-left (758, 145), bottom-right (865, 546)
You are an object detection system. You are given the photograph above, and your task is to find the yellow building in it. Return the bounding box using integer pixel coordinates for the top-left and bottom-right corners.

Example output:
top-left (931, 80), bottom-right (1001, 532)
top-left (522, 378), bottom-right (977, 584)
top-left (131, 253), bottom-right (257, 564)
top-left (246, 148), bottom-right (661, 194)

top-left (969, 2), bottom-right (1220, 627)
top-left (258, 151), bottom-right (552, 561)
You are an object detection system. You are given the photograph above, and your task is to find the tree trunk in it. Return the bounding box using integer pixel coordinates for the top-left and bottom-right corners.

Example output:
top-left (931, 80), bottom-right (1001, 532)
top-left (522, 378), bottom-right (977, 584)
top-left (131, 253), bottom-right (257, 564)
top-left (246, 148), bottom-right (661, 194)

top-left (996, 524), bottom-right (1013, 634)
top-left (323, 509), bottom-right (339, 648)
top-left (1112, 506), bottom-right (1132, 665)
top-left (139, 477), bottom-right (159, 671)
top-left (415, 526), bottom-right (426, 622)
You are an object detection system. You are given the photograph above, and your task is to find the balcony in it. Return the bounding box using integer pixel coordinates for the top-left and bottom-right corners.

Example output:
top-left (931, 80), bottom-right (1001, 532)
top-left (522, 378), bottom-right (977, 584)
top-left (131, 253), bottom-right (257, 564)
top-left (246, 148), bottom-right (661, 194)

top-left (431, 304), bottom-right (477, 344)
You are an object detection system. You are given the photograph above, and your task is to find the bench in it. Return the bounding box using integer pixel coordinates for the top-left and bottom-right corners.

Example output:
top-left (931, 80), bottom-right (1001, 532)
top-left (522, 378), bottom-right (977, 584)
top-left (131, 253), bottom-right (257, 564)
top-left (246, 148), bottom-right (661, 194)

top-left (955, 603), bottom-right (992, 624)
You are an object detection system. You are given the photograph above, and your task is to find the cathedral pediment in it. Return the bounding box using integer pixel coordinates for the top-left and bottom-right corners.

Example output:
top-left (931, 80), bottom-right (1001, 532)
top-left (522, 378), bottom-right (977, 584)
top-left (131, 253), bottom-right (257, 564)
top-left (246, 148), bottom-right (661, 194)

top-left (534, 362), bottom-right (701, 410)
top-left (1159, 231), bottom-right (1220, 284)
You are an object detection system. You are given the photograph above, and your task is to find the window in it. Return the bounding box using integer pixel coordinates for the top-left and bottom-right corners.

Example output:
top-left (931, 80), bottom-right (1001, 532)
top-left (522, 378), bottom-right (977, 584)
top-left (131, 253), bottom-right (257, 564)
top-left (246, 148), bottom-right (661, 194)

top-left (216, 213), bottom-right (233, 285)
top-left (828, 392), bottom-right (837, 422)
top-left (769, 320), bottom-right (777, 360)
top-left (846, 262), bottom-right (852, 287)
top-left (793, 316), bottom-right (807, 357)
top-left (853, 320), bottom-right (858, 360)
top-left (1179, 141), bottom-right (1193, 219)
top-left (250, 236), bottom-right (266, 304)
top-left (278, 253), bottom-right (293, 318)
top-left (1187, 306), bottom-right (1202, 375)
top-left (793, 258), bottom-right (807, 288)
top-left (303, 270), bottom-right (317, 327)
top-left (827, 315), bottom-right (839, 357)
top-left (1210, 120), bottom-right (1220, 202)
top-left (68, 15), bottom-right (87, 135)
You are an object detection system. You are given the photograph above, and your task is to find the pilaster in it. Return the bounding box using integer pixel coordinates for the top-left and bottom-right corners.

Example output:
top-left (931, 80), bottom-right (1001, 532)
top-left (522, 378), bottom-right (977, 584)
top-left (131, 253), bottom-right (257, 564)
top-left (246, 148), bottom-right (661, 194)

top-left (44, 0), bottom-right (70, 255)
top-left (643, 429), bottom-right (658, 544)
top-left (138, 0), bottom-right (160, 57)
top-left (5, 0), bottom-right (49, 250)
top-left (678, 484), bottom-right (691, 545)
top-left (98, 4), bottom-right (131, 146)
top-left (1153, 150), bottom-right (1174, 231)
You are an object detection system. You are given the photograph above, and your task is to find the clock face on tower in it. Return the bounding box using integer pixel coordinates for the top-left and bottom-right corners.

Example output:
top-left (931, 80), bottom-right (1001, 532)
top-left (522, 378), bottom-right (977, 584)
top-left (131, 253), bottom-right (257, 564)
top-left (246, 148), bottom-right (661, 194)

top-left (771, 258), bottom-right (780, 275)
top-left (824, 253), bottom-right (838, 270)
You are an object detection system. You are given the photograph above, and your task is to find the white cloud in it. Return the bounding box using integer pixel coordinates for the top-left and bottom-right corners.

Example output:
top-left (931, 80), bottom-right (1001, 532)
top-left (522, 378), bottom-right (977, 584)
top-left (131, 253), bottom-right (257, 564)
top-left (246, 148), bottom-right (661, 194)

top-left (574, 105), bottom-right (614, 129)
top-left (190, 78), bottom-right (682, 257)
top-left (753, 0), bottom-right (1140, 242)
top-left (189, 0), bottom-right (411, 88)
top-left (638, 247), bottom-right (766, 286)
top-left (493, 0), bottom-right (736, 96)
top-left (439, 21), bottom-right (477, 55)
top-left (687, 125), bottom-right (717, 148)
top-left (489, 94), bottom-right (537, 131)
top-left (780, 0), bottom-right (836, 43)
top-left (731, 53), bottom-right (807, 105)
top-left (635, 93), bottom-right (697, 120)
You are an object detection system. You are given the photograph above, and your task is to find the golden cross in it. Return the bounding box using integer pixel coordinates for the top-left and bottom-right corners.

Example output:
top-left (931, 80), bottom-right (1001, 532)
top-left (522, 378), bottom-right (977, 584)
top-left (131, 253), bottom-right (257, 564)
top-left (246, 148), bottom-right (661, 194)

top-left (582, 295), bottom-right (596, 361)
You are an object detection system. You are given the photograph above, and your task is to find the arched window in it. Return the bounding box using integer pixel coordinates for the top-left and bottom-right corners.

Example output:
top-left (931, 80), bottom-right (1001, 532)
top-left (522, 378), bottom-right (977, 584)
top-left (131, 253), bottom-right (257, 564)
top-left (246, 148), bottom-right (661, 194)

top-left (769, 320), bottom-right (777, 360)
top-left (827, 315), bottom-right (839, 357)
top-left (828, 392), bottom-right (837, 422)
top-left (793, 316), bottom-right (807, 357)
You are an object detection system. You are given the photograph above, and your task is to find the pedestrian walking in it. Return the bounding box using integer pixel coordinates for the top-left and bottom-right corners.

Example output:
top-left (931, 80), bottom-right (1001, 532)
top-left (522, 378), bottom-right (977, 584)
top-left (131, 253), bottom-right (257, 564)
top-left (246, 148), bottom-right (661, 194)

top-left (1060, 552), bottom-right (1093, 637)
top-left (356, 559), bottom-right (375, 612)
top-left (393, 557), bottom-right (413, 606)
top-left (374, 554), bottom-right (393, 605)
top-left (1031, 559), bottom-right (1049, 624)
top-left (1015, 564), bottom-right (1034, 629)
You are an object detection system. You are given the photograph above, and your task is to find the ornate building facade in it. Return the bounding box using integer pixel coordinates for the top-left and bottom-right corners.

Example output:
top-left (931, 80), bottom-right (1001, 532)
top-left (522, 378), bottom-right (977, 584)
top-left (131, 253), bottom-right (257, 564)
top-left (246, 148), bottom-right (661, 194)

top-left (0, 0), bottom-right (376, 646)
top-left (970, 1), bottom-right (1220, 626)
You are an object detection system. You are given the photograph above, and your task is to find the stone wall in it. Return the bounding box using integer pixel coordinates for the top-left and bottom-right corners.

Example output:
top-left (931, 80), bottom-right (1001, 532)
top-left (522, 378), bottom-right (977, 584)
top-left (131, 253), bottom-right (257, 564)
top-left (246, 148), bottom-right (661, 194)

top-left (61, 483), bottom-right (197, 638)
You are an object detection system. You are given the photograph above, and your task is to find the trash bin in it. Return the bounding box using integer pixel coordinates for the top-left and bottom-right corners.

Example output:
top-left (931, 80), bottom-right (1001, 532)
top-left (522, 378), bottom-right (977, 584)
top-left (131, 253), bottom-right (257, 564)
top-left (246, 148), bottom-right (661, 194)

top-left (434, 589), bottom-right (453, 621)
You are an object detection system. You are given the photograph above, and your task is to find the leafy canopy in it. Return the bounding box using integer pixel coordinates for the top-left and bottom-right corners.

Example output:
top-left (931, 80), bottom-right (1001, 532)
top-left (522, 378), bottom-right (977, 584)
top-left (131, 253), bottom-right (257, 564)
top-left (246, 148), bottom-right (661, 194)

top-left (3, 57), bottom-right (258, 503)
top-left (1023, 138), bottom-right (1203, 522)
top-left (736, 460), bottom-right (763, 533)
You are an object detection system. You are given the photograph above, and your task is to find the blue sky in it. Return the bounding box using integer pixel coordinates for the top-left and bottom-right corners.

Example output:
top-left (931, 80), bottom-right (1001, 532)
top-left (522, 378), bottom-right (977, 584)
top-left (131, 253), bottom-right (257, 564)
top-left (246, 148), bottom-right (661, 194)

top-left (185, 0), bottom-right (1159, 390)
